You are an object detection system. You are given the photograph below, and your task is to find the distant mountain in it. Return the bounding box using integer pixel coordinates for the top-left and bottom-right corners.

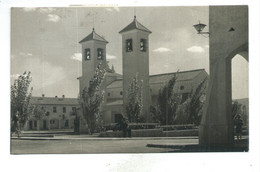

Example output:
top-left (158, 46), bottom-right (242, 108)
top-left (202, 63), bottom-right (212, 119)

top-left (233, 98), bottom-right (249, 106)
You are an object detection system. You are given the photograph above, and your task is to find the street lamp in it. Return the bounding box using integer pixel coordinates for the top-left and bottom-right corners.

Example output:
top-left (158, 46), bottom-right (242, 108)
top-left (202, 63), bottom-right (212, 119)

top-left (193, 22), bottom-right (209, 35)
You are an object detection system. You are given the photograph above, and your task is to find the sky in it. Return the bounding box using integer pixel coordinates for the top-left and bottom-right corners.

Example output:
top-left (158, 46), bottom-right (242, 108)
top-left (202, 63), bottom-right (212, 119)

top-left (10, 6), bottom-right (248, 99)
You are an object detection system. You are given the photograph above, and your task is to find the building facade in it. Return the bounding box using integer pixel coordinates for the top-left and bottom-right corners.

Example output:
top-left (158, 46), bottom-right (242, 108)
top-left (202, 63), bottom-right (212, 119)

top-left (103, 69), bottom-right (208, 124)
top-left (24, 95), bottom-right (79, 131)
top-left (77, 16), bottom-right (209, 126)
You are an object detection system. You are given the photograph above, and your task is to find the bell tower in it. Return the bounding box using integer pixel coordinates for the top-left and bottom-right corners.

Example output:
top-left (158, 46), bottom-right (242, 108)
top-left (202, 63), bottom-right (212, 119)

top-left (78, 28), bottom-right (108, 93)
top-left (119, 16), bottom-right (152, 122)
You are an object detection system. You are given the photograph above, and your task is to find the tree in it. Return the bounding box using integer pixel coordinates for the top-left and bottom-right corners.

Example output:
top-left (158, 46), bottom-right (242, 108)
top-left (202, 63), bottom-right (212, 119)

top-left (241, 105), bottom-right (248, 127)
top-left (232, 101), bottom-right (242, 119)
top-left (187, 78), bottom-right (207, 125)
top-left (125, 74), bottom-right (143, 123)
top-left (232, 101), bottom-right (248, 127)
top-left (152, 73), bottom-right (181, 125)
top-left (31, 105), bottom-right (46, 131)
top-left (70, 107), bottom-right (80, 133)
top-left (174, 78), bottom-right (207, 125)
top-left (80, 63), bottom-right (106, 134)
top-left (11, 71), bottom-right (33, 136)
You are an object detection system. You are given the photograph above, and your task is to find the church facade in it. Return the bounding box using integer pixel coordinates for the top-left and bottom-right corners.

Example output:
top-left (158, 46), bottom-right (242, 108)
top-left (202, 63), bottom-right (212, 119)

top-left (77, 16), bottom-right (208, 126)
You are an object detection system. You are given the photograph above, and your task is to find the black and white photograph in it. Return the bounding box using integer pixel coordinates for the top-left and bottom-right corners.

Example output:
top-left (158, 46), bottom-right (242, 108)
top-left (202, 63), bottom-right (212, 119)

top-left (10, 6), bottom-right (249, 153)
top-left (1, 0), bottom-right (260, 171)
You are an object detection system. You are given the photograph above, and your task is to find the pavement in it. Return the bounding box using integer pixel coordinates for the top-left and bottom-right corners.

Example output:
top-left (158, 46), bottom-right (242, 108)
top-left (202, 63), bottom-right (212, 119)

top-left (10, 131), bottom-right (249, 153)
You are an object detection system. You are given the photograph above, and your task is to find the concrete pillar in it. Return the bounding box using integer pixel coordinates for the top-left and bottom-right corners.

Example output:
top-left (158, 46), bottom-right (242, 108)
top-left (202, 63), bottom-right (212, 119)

top-left (199, 58), bottom-right (233, 145)
top-left (199, 6), bottom-right (248, 146)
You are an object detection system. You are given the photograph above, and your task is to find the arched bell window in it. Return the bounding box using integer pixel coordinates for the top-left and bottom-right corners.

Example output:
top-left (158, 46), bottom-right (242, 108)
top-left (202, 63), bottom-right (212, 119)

top-left (126, 39), bottom-right (133, 52)
top-left (84, 48), bottom-right (91, 60)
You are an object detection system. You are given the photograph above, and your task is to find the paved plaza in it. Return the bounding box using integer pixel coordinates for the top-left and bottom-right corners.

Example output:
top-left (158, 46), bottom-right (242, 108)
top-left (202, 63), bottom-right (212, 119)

top-left (11, 134), bottom-right (248, 154)
top-left (11, 137), bottom-right (198, 154)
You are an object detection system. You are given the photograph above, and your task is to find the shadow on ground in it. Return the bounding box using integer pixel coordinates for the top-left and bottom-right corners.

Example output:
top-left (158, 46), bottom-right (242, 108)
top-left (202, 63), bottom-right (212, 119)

top-left (147, 139), bottom-right (249, 152)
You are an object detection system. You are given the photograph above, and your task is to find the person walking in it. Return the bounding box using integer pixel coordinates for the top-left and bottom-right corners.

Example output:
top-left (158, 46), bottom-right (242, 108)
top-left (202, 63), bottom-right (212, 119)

top-left (234, 114), bottom-right (243, 140)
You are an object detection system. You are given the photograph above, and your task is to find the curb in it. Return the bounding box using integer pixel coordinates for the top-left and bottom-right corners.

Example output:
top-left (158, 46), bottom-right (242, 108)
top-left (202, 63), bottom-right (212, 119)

top-left (11, 136), bottom-right (199, 141)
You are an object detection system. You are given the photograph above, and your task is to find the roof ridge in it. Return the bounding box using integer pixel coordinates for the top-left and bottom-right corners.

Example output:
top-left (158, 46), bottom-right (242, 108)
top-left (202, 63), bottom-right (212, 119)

top-left (31, 96), bottom-right (78, 99)
top-left (119, 17), bottom-right (152, 34)
top-left (79, 29), bottom-right (108, 43)
top-left (150, 69), bottom-right (205, 77)
top-left (106, 78), bottom-right (123, 87)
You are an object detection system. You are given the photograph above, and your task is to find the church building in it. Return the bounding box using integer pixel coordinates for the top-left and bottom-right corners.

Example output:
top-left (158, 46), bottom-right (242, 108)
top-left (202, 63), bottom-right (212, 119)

top-left (23, 15), bottom-right (208, 131)
top-left (77, 16), bottom-right (208, 126)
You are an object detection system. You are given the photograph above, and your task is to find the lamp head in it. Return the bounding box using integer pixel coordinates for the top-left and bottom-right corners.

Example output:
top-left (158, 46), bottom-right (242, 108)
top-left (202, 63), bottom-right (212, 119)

top-left (193, 23), bottom-right (207, 34)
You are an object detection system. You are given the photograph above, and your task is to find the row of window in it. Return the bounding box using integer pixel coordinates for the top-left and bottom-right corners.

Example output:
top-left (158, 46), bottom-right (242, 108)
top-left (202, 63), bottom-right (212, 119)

top-left (84, 48), bottom-right (104, 61)
top-left (107, 91), bottom-right (123, 96)
top-left (84, 39), bottom-right (147, 61)
top-left (51, 106), bottom-right (76, 113)
top-left (30, 120), bottom-right (70, 126)
top-left (126, 39), bottom-right (147, 52)
top-left (49, 119), bottom-right (69, 127)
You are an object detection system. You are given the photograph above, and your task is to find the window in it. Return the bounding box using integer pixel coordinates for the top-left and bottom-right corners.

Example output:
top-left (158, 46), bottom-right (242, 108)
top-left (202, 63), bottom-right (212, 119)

top-left (140, 39), bottom-right (146, 52)
top-left (108, 92), bottom-right (110, 96)
top-left (34, 120), bottom-right (37, 127)
top-left (72, 107), bottom-right (76, 112)
top-left (65, 120), bottom-right (69, 127)
top-left (97, 48), bottom-right (104, 60)
top-left (63, 107), bottom-right (66, 113)
top-left (50, 120), bottom-right (55, 124)
top-left (53, 107), bottom-right (57, 113)
top-left (126, 39), bottom-right (133, 52)
top-left (84, 48), bottom-right (91, 60)
top-left (120, 91), bottom-right (123, 95)
top-left (180, 85), bottom-right (184, 90)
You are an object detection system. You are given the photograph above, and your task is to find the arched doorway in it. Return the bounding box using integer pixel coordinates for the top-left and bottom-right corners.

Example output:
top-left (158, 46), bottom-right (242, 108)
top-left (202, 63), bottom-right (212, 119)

top-left (199, 44), bottom-right (248, 145)
top-left (231, 52), bottom-right (249, 138)
top-left (232, 53), bottom-right (249, 101)
top-left (199, 6), bottom-right (248, 146)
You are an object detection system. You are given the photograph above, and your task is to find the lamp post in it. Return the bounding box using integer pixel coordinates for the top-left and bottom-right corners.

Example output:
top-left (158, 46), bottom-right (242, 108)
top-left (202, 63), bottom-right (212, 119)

top-left (193, 22), bottom-right (209, 35)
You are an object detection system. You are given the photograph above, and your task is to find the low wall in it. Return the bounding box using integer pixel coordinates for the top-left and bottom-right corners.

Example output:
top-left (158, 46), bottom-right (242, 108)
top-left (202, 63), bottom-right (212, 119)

top-left (99, 128), bottom-right (163, 137)
top-left (162, 129), bottom-right (198, 137)
top-left (132, 128), bottom-right (163, 137)
top-left (99, 130), bottom-right (122, 137)
top-left (99, 129), bottom-right (200, 137)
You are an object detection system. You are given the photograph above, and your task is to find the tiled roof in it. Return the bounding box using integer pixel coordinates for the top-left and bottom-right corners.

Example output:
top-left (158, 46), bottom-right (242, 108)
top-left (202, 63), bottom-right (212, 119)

top-left (31, 97), bottom-right (79, 105)
top-left (106, 69), bottom-right (206, 88)
top-left (106, 72), bottom-right (122, 79)
top-left (149, 69), bottom-right (206, 84)
top-left (119, 16), bottom-right (152, 34)
top-left (79, 28), bottom-right (108, 43)
top-left (107, 79), bottom-right (123, 89)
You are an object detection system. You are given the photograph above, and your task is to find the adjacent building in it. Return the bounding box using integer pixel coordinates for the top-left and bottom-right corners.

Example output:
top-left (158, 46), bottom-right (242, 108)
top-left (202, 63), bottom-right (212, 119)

top-left (24, 95), bottom-right (79, 131)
